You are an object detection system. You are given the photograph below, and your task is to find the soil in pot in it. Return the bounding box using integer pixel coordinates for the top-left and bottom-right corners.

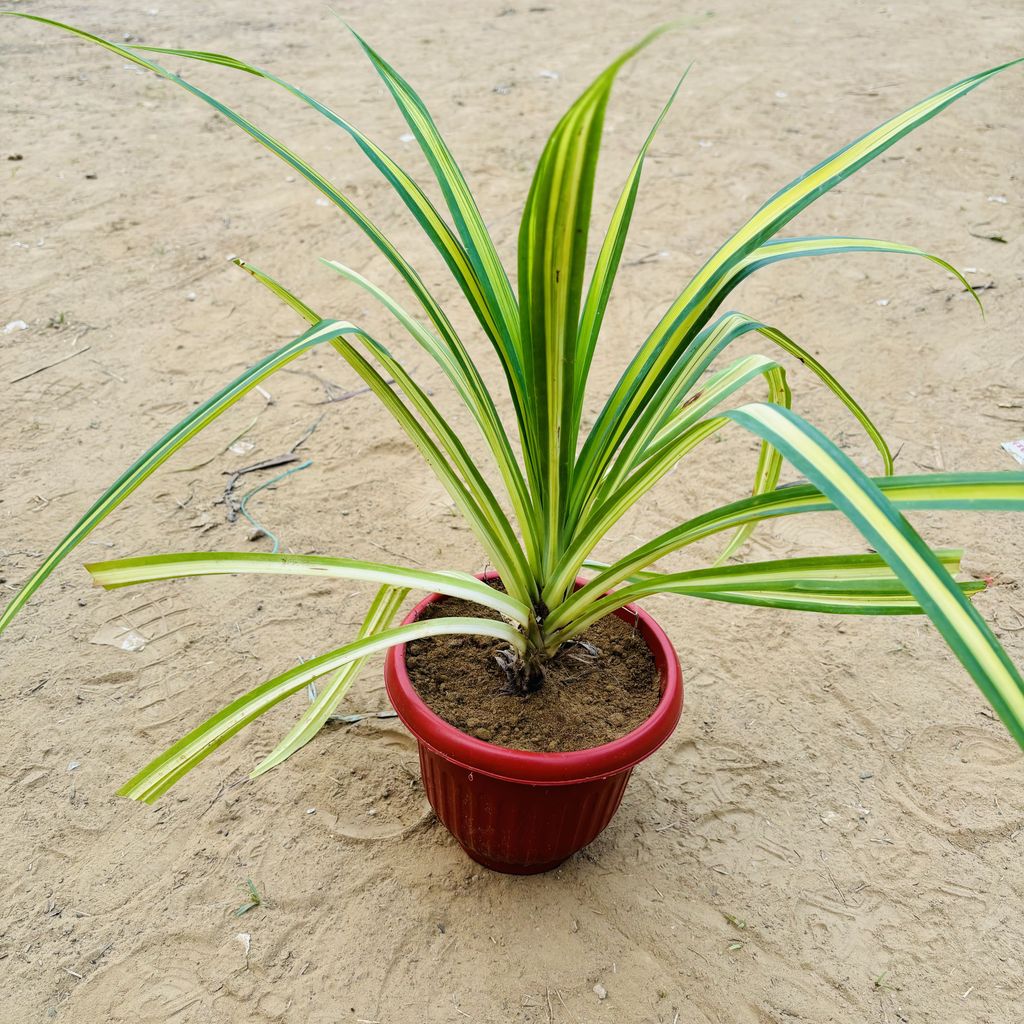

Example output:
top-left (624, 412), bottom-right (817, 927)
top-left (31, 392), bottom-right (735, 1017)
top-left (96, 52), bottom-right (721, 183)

top-left (405, 589), bottom-right (659, 752)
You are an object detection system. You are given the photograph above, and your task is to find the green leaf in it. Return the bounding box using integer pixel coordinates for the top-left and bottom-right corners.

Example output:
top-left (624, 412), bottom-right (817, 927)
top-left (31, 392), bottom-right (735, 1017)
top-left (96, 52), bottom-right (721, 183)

top-left (344, 25), bottom-right (522, 365)
top-left (547, 472), bottom-right (1024, 633)
top-left (586, 548), bottom-right (970, 586)
top-left (85, 551), bottom-right (529, 624)
top-left (5, 13), bottom-right (509, 465)
top-left (718, 236), bottom-right (980, 323)
top-left (720, 403), bottom-right (1024, 747)
top-left (118, 615), bottom-right (526, 802)
top-left (319, 258), bottom-right (541, 573)
top-left (576, 55), bottom-right (1021, 508)
top-left (569, 227), bottom-right (978, 558)
top-left (570, 309), bottom-right (894, 528)
top-left (554, 551), bottom-right (984, 639)
top-left (572, 71), bottom-right (686, 444)
top-left (338, 333), bottom-right (534, 602)
top-left (547, 353), bottom-right (790, 604)
top-left (0, 319), bottom-right (363, 637)
top-left (131, 41), bottom-right (526, 427)
top-left (251, 585), bottom-right (408, 778)
top-left (231, 260), bottom-right (537, 603)
top-left (518, 26), bottom-right (671, 577)
top-left (696, 311), bottom-right (895, 563)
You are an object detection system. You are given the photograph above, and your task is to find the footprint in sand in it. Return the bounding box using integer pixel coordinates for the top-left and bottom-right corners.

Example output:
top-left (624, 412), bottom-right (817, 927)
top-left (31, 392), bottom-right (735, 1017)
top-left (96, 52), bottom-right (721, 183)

top-left (888, 724), bottom-right (1024, 835)
top-left (308, 723), bottom-right (432, 841)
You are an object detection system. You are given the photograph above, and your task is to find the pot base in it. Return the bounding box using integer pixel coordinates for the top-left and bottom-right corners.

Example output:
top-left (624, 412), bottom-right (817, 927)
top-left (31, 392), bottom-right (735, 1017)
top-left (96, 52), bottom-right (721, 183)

top-left (460, 849), bottom-right (568, 875)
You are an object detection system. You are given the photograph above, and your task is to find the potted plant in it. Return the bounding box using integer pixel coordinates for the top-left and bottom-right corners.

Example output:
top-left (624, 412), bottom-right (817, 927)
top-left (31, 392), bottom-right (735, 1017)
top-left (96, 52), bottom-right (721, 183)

top-left (3, 14), bottom-right (1023, 873)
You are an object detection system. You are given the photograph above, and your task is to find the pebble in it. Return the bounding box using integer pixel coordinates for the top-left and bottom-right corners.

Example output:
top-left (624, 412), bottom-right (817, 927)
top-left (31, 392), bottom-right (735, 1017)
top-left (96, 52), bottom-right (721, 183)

top-left (3, 320), bottom-right (29, 334)
top-left (472, 727), bottom-right (493, 742)
top-left (593, 984), bottom-right (607, 1000)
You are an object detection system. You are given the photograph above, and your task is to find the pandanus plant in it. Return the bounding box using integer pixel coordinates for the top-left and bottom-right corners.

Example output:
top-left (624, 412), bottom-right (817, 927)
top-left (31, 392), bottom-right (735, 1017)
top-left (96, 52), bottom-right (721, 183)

top-left (3, 14), bottom-right (1024, 803)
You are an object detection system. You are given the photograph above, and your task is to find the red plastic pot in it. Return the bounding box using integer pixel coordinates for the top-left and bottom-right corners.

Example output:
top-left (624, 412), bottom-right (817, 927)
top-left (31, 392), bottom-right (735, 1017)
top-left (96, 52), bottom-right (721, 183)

top-left (384, 575), bottom-right (683, 874)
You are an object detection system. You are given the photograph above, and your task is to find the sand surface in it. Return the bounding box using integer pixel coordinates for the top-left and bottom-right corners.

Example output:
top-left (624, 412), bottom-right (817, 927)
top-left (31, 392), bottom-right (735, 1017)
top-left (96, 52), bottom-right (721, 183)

top-left (2, 1), bottom-right (1024, 1021)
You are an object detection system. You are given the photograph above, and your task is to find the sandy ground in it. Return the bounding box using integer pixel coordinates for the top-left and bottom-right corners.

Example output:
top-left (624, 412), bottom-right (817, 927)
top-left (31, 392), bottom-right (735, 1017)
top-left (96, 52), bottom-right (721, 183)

top-left (2, 1), bottom-right (1024, 1021)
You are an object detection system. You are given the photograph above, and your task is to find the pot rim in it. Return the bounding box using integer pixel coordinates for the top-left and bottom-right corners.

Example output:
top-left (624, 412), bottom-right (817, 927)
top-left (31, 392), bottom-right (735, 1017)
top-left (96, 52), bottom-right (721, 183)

top-left (384, 573), bottom-right (683, 786)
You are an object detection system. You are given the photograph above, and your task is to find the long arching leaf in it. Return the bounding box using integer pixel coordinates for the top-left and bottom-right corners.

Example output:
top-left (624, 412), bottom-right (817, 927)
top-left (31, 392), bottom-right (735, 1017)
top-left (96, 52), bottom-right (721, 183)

top-left (85, 551), bottom-right (529, 624)
top-left (250, 584), bottom-right (408, 778)
top-left (130, 40), bottom-right (527, 427)
top-left (0, 319), bottom-right (361, 636)
top-left (546, 353), bottom-right (791, 603)
top-left (320, 258), bottom-right (541, 570)
top-left (3, 13), bottom-right (520, 464)
top-left (232, 260), bottom-right (536, 602)
top-left (574, 232), bottom-right (981, 512)
top-left (118, 615), bottom-right (526, 802)
top-left (572, 72), bottom-right (686, 438)
top-left (552, 551), bottom-right (983, 640)
top-left (546, 473), bottom-right (1024, 631)
top-left (721, 403), bottom-right (1024, 747)
top-left (345, 24), bottom-right (522, 364)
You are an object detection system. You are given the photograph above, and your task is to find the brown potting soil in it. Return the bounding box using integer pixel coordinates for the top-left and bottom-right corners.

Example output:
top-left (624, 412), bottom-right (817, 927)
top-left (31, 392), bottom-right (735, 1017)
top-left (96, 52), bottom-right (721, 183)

top-left (405, 593), bottom-right (661, 752)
